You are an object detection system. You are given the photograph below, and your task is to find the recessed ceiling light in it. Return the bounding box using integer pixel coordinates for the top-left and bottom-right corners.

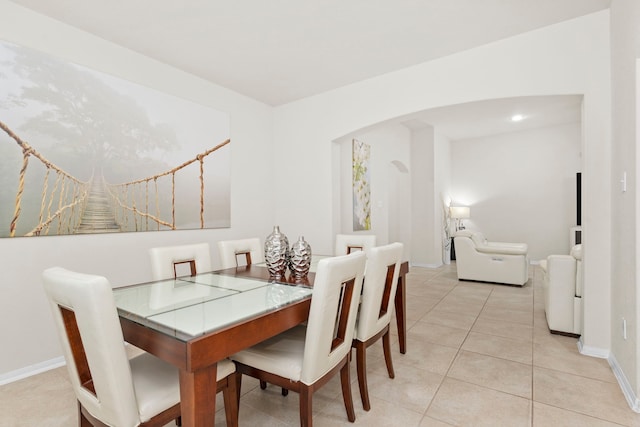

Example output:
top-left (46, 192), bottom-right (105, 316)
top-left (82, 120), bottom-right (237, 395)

top-left (511, 114), bottom-right (524, 122)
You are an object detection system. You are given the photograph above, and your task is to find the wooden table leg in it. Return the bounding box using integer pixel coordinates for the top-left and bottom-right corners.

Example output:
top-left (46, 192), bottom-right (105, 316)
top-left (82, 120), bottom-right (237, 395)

top-left (394, 263), bottom-right (408, 354)
top-left (179, 363), bottom-right (218, 426)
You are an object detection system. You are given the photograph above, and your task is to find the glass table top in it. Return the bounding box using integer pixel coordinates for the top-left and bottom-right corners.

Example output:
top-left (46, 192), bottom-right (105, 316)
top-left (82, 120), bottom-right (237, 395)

top-left (113, 272), bottom-right (312, 341)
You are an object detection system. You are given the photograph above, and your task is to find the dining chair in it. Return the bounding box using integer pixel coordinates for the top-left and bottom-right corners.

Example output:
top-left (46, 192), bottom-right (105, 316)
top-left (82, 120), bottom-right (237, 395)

top-left (217, 237), bottom-right (264, 268)
top-left (149, 242), bottom-right (212, 280)
top-left (352, 242), bottom-right (404, 411)
top-left (42, 267), bottom-right (191, 427)
top-left (147, 244), bottom-right (241, 425)
top-left (335, 233), bottom-right (377, 255)
top-left (217, 237), bottom-right (287, 394)
top-left (231, 251), bottom-right (367, 427)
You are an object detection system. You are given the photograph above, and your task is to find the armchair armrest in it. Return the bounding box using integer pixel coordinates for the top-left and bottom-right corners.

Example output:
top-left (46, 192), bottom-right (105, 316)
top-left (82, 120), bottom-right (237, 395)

top-left (546, 255), bottom-right (577, 287)
top-left (476, 242), bottom-right (528, 256)
top-left (544, 254), bottom-right (579, 334)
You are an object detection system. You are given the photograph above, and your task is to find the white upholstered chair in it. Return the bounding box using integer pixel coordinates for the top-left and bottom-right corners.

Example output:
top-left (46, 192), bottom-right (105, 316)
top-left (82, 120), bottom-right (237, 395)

top-left (453, 231), bottom-right (529, 286)
top-left (42, 267), bottom-right (185, 427)
top-left (217, 237), bottom-right (282, 394)
top-left (335, 234), bottom-right (377, 256)
top-left (231, 251), bottom-right (367, 427)
top-left (148, 242), bottom-right (212, 280)
top-left (540, 244), bottom-right (582, 336)
top-left (147, 244), bottom-right (240, 425)
top-left (352, 242), bottom-right (403, 411)
top-left (217, 237), bottom-right (264, 269)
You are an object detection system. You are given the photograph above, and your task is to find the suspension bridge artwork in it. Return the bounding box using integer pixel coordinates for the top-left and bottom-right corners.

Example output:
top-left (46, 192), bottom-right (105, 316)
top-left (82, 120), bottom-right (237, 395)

top-left (0, 40), bottom-right (231, 238)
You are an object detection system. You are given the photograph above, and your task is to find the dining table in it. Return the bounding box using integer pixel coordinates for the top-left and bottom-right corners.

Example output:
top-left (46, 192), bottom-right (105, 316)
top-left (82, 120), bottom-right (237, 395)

top-left (114, 255), bottom-right (409, 427)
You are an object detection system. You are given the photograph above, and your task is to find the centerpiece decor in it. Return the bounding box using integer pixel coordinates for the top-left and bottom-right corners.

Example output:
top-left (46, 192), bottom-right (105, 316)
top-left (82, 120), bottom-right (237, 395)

top-left (289, 236), bottom-right (312, 279)
top-left (264, 225), bottom-right (289, 278)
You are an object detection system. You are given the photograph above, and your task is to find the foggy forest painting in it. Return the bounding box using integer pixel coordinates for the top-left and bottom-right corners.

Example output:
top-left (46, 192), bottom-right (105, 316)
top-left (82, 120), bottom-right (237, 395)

top-left (0, 40), bottom-right (230, 238)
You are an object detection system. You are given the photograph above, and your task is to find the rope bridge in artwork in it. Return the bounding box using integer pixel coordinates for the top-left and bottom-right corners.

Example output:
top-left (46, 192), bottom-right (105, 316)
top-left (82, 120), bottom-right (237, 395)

top-left (1, 120), bottom-right (88, 237)
top-left (1, 119), bottom-right (230, 237)
top-left (105, 139), bottom-right (230, 233)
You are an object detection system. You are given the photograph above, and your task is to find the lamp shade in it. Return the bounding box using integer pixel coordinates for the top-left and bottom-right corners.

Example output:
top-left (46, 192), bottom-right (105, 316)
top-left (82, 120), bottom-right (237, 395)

top-left (450, 206), bottom-right (470, 219)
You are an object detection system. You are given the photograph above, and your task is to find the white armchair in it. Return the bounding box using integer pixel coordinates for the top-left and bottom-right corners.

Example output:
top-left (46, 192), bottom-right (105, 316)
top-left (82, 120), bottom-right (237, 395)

top-left (453, 231), bottom-right (529, 286)
top-left (540, 244), bottom-right (582, 336)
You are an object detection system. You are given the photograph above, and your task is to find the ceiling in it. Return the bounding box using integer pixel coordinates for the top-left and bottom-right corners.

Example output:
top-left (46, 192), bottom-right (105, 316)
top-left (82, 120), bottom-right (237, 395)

top-left (400, 95), bottom-right (583, 141)
top-left (8, 0), bottom-right (610, 107)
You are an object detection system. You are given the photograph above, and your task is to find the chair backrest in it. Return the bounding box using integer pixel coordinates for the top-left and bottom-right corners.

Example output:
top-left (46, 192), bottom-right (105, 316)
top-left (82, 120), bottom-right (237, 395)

top-left (149, 242), bottom-right (212, 280)
top-left (334, 234), bottom-right (377, 256)
top-left (355, 242), bottom-right (404, 342)
top-left (42, 267), bottom-right (140, 427)
top-left (301, 251), bottom-right (366, 385)
top-left (217, 238), bottom-right (264, 269)
top-left (470, 232), bottom-right (487, 247)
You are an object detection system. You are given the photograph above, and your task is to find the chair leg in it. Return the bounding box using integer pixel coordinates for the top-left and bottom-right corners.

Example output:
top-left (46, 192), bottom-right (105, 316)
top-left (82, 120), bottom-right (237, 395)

top-left (234, 371), bottom-right (243, 414)
top-left (300, 386), bottom-right (313, 427)
top-left (259, 379), bottom-right (288, 396)
top-left (355, 341), bottom-right (370, 411)
top-left (340, 359), bottom-right (356, 422)
top-left (382, 330), bottom-right (395, 379)
top-left (175, 416), bottom-right (182, 426)
top-left (78, 402), bottom-right (91, 427)
top-left (223, 375), bottom-right (240, 427)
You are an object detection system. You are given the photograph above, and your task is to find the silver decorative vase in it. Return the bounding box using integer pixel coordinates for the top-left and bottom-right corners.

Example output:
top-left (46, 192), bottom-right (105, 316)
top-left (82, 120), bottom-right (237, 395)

top-left (264, 226), bottom-right (289, 278)
top-left (289, 236), bottom-right (312, 279)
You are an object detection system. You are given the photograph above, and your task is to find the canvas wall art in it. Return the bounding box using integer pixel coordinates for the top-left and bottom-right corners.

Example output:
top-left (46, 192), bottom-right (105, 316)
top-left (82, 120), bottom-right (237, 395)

top-left (352, 138), bottom-right (371, 231)
top-left (0, 40), bottom-right (230, 238)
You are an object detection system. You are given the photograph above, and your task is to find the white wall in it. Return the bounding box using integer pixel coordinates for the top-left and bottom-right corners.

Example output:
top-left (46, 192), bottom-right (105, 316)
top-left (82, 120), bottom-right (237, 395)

top-left (609, 0), bottom-right (640, 410)
top-left (450, 123), bottom-right (581, 261)
top-left (410, 126), bottom-right (437, 266)
top-left (388, 159), bottom-right (412, 260)
top-left (273, 11), bottom-right (611, 352)
top-left (408, 127), bottom-right (453, 267)
top-left (336, 122), bottom-right (450, 267)
top-left (0, 1), bottom-right (275, 380)
top-left (335, 125), bottom-right (411, 251)
top-left (434, 131), bottom-right (452, 264)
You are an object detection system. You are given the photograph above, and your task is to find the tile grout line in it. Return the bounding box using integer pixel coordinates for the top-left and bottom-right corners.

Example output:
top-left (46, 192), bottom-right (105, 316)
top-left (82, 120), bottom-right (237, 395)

top-left (418, 267), bottom-right (497, 426)
top-left (399, 266), bottom-right (459, 426)
top-left (413, 266), bottom-right (461, 426)
top-left (530, 266), bottom-right (539, 427)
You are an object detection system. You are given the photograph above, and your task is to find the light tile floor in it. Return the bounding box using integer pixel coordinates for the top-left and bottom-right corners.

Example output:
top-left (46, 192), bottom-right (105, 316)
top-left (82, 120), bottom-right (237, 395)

top-left (3, 263), bottom-right (640, 426)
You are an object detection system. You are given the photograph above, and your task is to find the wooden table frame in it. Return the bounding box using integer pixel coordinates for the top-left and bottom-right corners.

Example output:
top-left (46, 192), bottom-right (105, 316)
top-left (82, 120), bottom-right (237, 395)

top-left (119, 261), bottom-right (408, 426)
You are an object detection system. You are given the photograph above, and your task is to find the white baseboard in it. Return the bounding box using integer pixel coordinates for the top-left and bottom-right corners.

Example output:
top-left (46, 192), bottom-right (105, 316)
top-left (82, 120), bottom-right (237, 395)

top-left (411, 262), bottom-right (443, 268)
top-left (0, 357), bottom-right (65, 386)
top-left (608, 353), bottom-right (640, 412)
top-left (577, 339), bottom-right (640, 413)
top-left (577, 338), bottom-right (610, 359)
